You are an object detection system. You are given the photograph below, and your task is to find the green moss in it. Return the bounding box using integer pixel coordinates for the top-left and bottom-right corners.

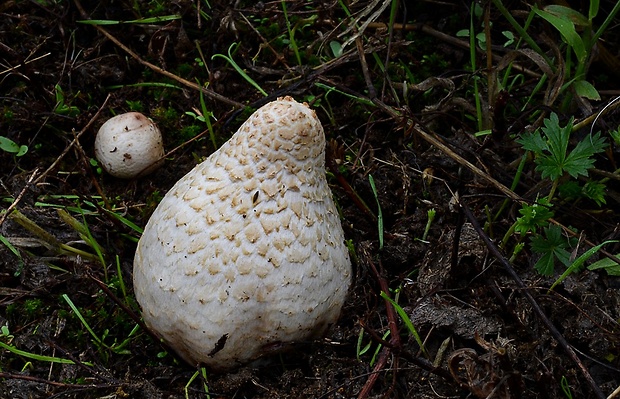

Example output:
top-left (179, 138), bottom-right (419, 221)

top-left (151, 106), bottom-right (179, 129)
top-left (22, 298), bottom-right (44, 318)
top-left (178, 124), bottom-right (202, 141)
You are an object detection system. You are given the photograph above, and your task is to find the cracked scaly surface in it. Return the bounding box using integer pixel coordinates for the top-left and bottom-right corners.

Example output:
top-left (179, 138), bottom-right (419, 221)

top-left (133, 97), bottom-right (351, 370)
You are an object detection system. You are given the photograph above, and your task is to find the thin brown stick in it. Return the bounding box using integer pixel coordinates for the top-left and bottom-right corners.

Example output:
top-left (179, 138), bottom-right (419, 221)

top-left (0, 372), bottom-right (118, 389)
top-left (355, 35), bottom-right (376, 99)
top-left (0, 168), bottom-right (39, 228)
top-left (356, 243), bottom-right (401, 398)
top-left (32, 94), bottom-right (111, 186)
top-left (72, 0), bottom-right (244, 109)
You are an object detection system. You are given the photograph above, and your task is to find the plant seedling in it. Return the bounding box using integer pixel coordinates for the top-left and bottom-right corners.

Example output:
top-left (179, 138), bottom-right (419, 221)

top-left (212, 43), bottom-right (267, 96)
top-left (530, 224), bottom-right (576, 276)
top-left (0, 136), bottom-right (28, 156)
top-left (516, 112), bottom-right (607, 201)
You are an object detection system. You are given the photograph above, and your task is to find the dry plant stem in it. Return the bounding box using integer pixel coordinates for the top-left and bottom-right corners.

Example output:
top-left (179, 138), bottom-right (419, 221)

top-left (459, 200), bottom-right (606, 399)
top-left (0, 168), bottom-right (39, 229)
top-left (0, 372), bottom-right (116, 390)
top-left (409, 123), bottom-right (521, 202)
top-left (608, 385), bottom-right (620, 399)
top-left (44, 338), bottom-right (117, 383)
top-left (574, 98), bottom-right (620, 132)
top-left (33, 94), bottom-right (111, 186)
top-left (357, 244), bottom-right (401, 399)
top-left (367, 22), bottom-right (541, 78)
top-left (73, 0), bottom-right (244, 109)
top-left (355, 35), bottom-right (376, 99)
top-left (357, 347), bottom-right (393, 399)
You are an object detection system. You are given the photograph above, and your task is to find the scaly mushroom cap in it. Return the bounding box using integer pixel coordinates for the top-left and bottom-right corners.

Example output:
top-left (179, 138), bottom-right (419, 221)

top-left (133, 96), bottom-right (352, 370)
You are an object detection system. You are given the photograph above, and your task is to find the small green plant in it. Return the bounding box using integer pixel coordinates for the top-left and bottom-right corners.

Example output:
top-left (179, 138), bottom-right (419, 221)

top-left (561, 375), bottom-right (573, 398)
top-left (492, 0), bottom-right (620, 108)
top-left (62, 294), bottom-right (138, 359)
top-left (185, 83), bottom-right (218, 149)
top-left (501, 113), bottom-right (611, 281)
top-left (0, 232), bottom-right (25, 276)
top-left (530, 224), bottom-right (577, 276)
top-left (380, 291), bottom-right (428, 357)
top-left (548, 238), bottom-right (617, 290)
top-left (0, 324), bottom-right (91, 366)
top-left (89, 158), bottom-right (103, 175)
top-left (212, 43), bottom-right (267, 96)
top-left (356, 328), bottom-right (390, 366)
top-left (456, 3), bottom-right (514, 50)
top-left (125, 100), bottom-right (144, 112)
top-left (184, 367), bottom-right (211, 399)
top-left (281, 0), bottom-right (301, 66)
top-left (53, 84), bottom-right (80, 116)
top-left (421, 208), bottom-right (436, 242)
top-left (516, 113), bottom-right (607, 201)
top-left (588, 253), bottom-right (620, 276)
top-left (501, 197), bottom-right (554, 250)
top-left (533, 2), bottom-right (619, 102)
top-left (0, 136), bottom-right (28, 157)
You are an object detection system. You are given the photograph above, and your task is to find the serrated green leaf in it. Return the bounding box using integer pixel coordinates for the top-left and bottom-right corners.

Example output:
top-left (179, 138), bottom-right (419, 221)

top-left (534, 251), bottom-right (556, 275)
top-left (541, 114), bottom-right (570, 177)
top-left (562, 131), bottom-right (607, 178)
top-left (531, 225), bottom-right (575, 276)
top-left (516, 130), bottom-right (547, 154)
top-left (558, 181), bottom-right (582, 200)
top-left (515, 198), bottom-right (554, 235)
top-left (520, 113), bottom-right (607, 182)
top-left (582, 181), bottom-right (606, 205)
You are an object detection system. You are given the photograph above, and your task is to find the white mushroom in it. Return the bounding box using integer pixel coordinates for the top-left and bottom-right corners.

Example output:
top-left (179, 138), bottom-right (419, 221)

top-left (133, 96), bottom-right (352, 370)
top-left (94, 112), bottom-right (164, 179)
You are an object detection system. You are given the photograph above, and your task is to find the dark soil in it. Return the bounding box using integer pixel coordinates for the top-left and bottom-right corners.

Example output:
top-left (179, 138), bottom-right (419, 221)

top-left (1, 1), bottom-right (619, 398)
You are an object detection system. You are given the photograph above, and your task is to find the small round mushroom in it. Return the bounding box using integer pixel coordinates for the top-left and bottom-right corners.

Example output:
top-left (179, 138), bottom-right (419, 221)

top-left (133, 96), bottom-right (352, 370)
top-left (94, 112), bottom-right (164, 179)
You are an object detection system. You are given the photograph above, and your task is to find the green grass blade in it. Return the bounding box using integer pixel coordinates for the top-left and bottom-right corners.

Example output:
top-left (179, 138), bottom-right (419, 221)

top-left (548, 239), bottom-right (618, 292)
top-left (62, 294), bottom-right (107, 349)
top-left (212, 43), bottom-right (267, 96)
top-left (368, 175), bottom-right (383, 250)
top-left (0, 341), bottom-right (93, 366)
top-left (380, 291), bottom-right (428, 357)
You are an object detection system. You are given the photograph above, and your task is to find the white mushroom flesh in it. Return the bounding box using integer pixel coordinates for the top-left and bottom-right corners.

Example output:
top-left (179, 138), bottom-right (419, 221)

top-left (94, 112), bottom-right (164, 179)
top-left (133, 96), bottom-right (352, 370)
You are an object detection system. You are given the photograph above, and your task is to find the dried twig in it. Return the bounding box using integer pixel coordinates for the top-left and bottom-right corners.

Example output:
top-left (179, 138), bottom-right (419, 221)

top-left (356, 243), bottom-right (401, 398)
top-left (0, 168), bottom-right (39, 229)
top-left (33, 94), bottom-right (111, 186)
top-left (73, 0), bottom-right (244, 109)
